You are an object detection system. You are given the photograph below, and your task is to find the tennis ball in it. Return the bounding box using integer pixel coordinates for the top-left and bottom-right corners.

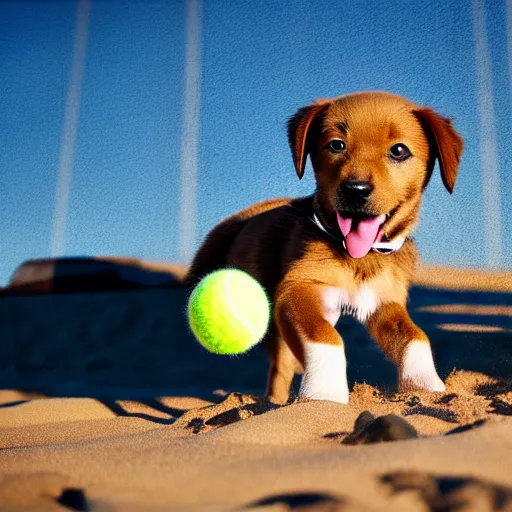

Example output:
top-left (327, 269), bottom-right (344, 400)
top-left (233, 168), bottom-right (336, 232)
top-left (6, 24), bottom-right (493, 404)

top-left (187, 269), bottom-right (270, 355)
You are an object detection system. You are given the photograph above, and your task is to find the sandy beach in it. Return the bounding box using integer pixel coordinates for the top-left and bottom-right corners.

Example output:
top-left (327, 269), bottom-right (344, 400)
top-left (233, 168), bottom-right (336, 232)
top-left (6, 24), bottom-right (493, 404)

top-left (0, 264), bottom-right (511, 511)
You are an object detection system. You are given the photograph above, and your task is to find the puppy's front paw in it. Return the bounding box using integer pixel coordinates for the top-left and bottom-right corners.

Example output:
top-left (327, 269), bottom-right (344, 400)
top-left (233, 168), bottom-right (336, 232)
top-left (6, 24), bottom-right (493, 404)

top-left (399, 375), bottom-right (446, 393)
top-left (399, 340), bottom-right (445, 393)
top-left (299, 342), bottom-right (349, 404)
top-left (299, 382), bottom-right (350, 404)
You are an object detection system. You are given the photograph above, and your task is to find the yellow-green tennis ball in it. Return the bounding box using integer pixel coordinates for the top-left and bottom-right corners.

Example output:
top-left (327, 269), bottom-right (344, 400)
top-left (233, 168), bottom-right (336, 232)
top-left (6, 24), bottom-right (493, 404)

top-left (187, 269), bottom-right (270, 355)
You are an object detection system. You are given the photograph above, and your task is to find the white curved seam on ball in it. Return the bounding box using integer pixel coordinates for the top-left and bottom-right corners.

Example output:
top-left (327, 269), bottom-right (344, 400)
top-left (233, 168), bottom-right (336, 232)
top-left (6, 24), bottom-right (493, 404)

top-left (224, 272), bottom-right (259, 342)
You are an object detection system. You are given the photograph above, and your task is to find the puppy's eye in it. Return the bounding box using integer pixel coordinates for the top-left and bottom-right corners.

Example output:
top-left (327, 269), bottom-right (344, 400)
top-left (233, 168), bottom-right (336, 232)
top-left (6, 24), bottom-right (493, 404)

top-left (327, 139), bottom-right (346, 153)
top-left (389, 143), bottom-right (412, 161)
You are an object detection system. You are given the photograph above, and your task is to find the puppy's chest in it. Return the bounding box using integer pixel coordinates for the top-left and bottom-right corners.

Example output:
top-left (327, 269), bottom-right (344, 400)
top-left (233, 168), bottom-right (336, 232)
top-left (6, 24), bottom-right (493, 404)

top-left (321, 281), bottom-right (383, 325)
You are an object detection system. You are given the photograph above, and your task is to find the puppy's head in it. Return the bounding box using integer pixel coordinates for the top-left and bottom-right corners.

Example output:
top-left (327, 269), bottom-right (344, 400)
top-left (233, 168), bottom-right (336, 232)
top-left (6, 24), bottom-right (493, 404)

top-left (287, 91), bottom-right (463, 258)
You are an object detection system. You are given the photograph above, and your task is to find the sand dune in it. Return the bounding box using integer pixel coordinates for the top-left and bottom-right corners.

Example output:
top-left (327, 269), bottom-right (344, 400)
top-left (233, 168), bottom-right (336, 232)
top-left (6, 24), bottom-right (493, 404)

top-left (0, 264), bottom-right (511, 510)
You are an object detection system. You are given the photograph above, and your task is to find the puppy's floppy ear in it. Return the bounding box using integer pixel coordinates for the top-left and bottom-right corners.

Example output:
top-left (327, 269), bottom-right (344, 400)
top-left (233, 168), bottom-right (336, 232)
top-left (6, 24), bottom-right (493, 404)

top-left (413, 108), bottom-right (464, 194)
top-left (287, 100), bottom-right (330, 179)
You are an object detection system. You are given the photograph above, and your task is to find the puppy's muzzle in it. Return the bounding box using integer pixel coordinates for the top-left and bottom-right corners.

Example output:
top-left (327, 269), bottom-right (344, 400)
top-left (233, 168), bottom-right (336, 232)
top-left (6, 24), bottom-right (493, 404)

top-left (339, 179), bottom-right (374, 206)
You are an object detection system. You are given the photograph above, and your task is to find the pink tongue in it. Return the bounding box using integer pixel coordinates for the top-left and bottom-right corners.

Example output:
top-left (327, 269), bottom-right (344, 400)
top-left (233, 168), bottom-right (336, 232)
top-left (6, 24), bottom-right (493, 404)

top-left (336, 212), bottom-right (385, 258)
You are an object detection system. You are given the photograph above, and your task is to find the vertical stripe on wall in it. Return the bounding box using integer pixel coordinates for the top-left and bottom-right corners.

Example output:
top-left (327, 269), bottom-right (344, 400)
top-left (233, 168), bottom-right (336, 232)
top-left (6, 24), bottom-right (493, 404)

top-left (50, 0), bottom-right (91, 257)
top-left (508, 0), bottom-right (512, 111)
top-left (472, 0), bottom-right (503, 267)
top-left (178, 0), bottom-right (202, 263)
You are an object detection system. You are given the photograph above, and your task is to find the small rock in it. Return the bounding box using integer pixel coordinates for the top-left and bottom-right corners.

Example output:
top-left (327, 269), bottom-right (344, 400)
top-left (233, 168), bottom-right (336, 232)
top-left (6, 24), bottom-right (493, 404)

top-left (343, 411), bottom-right (418, 445)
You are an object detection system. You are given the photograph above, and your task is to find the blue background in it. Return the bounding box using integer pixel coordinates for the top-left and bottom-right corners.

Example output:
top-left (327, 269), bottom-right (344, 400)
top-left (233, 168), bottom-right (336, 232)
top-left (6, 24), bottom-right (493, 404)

top-left (1, 0), bottom-right (510, 286)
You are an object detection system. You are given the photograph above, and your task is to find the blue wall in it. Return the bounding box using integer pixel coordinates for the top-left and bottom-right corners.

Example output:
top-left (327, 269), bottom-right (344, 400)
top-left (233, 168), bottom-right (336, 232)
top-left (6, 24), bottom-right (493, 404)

top-left (1, 0), bottom-right (510, 286)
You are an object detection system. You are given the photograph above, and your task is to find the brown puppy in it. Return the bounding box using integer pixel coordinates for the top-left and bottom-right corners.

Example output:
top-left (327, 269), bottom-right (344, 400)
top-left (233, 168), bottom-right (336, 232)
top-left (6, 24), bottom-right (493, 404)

top-left (185, 91), bottom-right (463, 404)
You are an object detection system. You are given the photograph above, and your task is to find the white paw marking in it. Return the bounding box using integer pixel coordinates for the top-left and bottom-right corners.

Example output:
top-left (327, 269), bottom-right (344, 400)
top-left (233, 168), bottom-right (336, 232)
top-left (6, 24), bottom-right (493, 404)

top-left (399, 340), bottom-right (445, 392)
top-left (299, 342), bottom-right (349, 403)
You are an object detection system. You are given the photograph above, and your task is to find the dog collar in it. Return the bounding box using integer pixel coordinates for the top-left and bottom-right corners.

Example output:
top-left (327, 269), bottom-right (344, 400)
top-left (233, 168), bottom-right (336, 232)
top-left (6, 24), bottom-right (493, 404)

top-left (311, 212), bottom-right (406, 255)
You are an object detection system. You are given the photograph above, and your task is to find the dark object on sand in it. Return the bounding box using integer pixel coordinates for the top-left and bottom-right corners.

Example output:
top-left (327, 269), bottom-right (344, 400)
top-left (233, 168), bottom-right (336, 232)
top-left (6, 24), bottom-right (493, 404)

top-left (343, 411), bottom-right (418, 445)
top-left (382, 471), bottom-right (512, 511)
top-left (247, 491), bottom-right (344, 510)
top-left (56, 488), bottom-right (90, 511)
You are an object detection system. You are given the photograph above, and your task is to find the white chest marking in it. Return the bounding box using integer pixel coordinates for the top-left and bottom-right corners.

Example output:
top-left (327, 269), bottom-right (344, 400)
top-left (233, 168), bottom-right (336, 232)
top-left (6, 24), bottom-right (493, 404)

top-left (322, 284), bottom-right (380, 325)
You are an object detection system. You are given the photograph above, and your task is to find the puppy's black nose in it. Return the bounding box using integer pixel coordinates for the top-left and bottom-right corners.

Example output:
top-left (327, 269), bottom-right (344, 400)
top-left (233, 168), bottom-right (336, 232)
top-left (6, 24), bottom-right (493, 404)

top-left (341, 180), bottom-right (374, 203)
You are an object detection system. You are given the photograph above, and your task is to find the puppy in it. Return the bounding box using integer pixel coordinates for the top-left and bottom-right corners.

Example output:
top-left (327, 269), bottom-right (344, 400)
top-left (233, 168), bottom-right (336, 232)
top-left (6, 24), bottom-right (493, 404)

top-left (185, 91), bottom-right (463, 404)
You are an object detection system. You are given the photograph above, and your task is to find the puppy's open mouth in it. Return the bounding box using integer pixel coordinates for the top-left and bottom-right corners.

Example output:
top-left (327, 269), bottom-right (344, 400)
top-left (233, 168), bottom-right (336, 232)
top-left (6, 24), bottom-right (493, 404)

top-left (336, 211), bottom-right (386, 258)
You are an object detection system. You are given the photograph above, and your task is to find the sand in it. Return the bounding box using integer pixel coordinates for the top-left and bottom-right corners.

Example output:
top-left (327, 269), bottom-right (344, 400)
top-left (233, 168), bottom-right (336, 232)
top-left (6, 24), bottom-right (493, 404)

top-left (0, 264), bottom-right (511, 511)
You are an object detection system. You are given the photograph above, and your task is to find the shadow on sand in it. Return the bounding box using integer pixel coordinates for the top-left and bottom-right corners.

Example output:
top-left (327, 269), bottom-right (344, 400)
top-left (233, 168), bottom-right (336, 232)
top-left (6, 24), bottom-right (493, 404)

top-left (0, 259), bottom-right (510, 403)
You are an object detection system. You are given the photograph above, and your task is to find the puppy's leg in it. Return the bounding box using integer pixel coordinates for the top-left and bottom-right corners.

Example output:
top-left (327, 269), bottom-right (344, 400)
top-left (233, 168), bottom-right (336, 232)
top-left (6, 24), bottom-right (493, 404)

top-left (275, 284), bottom-right (348, 403)
top-left (265, 324), bottom-right (301, 405)
top-left (367, 303), bottom-right (445, 392)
